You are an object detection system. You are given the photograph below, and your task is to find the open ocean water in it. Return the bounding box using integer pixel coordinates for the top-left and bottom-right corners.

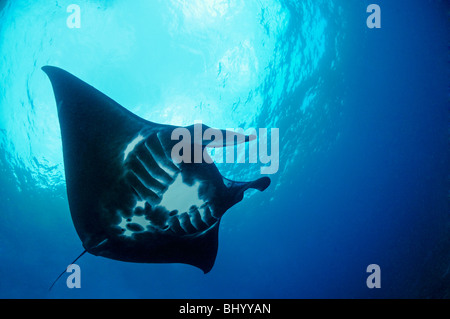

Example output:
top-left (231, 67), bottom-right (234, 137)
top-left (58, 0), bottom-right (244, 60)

top-left (0, 0), bottom-right (448, 299)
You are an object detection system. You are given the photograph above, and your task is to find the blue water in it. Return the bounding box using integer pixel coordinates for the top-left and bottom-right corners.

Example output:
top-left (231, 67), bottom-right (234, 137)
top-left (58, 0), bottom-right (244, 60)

top-left (0, 0), bottom-right (448, 298)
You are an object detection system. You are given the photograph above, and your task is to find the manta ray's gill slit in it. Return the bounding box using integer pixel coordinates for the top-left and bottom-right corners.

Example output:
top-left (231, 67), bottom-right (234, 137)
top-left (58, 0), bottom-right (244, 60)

top-left (131, 171), bottom-right (162, 201)
top-left (198, 204), bottom-right (218, 226)
top-left (136, 155), bottom-right (168, 187)
top-left (123, 134), bottom-right (145, 162)
top-left (145, 135), bottom-right (180, 176)
top-left (136, 165), bottom-right (165, 193)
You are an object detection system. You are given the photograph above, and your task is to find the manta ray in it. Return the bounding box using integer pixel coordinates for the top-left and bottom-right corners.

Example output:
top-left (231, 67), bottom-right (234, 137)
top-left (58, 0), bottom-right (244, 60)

top-left (43, 66), bottom-right (270, 287)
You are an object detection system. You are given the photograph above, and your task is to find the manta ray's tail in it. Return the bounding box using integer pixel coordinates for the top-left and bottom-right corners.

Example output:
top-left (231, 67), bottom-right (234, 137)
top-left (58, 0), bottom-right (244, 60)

top-left (48, 250), bottom-right (87, 291)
